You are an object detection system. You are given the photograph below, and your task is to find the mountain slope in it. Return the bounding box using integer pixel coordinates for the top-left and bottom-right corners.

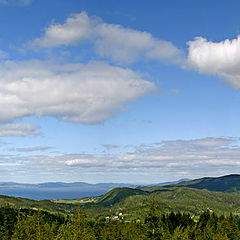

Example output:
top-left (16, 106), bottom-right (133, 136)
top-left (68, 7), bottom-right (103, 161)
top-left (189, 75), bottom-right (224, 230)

top-left (165, 174), bottom-right (240, 192)
top-left (0, 194), bottom-right (77, 213)
top-left (96, 187), bottom-right (149, 207)
top-left (86, 186), bottom-right (240, 220)
top-left (0, 174), bottom-right (239, 219)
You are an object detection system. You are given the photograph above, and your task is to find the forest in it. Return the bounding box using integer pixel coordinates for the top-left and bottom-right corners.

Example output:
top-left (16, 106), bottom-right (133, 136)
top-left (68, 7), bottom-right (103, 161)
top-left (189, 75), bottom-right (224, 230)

top-left (0, 195), bottom-right (239, 240)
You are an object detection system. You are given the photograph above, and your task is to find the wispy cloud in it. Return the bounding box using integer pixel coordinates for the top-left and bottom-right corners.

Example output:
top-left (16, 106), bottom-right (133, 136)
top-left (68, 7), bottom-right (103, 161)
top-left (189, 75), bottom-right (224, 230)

top-left (102, 144), bottom-right (119, 150)
top-left (0, 124), bottom-right (40, 137)
top-left (1, 137), bottom-right (239, 183)
top-left (0, 50), bottom-right (8, 59)
top-left (63, 137), bottom-right (240, 178)
top-left (32, 12), bottom-right (184, 65)
top-left (16, 145), bottom-right (51, 152)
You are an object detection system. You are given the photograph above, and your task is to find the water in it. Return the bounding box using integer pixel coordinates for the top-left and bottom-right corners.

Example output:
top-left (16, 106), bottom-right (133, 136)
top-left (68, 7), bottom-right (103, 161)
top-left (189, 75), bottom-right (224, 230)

top-left (0, 187), bottom-right (108, 200)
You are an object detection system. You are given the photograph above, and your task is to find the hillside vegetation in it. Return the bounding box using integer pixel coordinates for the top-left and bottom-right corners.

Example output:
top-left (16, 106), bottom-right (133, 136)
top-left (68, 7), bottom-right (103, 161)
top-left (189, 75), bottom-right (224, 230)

top-left (164, 174), bottom-right (240, 193)
top-left (0, 174), bottom-right (239, 238)
top-left (86, 187), bottom-right (240, 220)
top-left (0, 194), bottom-right (76, 214)
top-left (0, 203), bottom-right (239, 239)
top-left (0, 174), bottom-right (239, 220)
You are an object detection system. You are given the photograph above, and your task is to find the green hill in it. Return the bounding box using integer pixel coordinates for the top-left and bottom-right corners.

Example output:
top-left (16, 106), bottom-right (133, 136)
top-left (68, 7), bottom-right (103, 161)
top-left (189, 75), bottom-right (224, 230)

top-left (0, 174), bottom-right (239, 220)
top-left (165, 174), bottom-right (240, 192)
top-left (85, 186), bottom-right (240, 220)
top-left (0, 194), bottom-right (77, 214)
top-left (96, 187), bottom-right (149, 207)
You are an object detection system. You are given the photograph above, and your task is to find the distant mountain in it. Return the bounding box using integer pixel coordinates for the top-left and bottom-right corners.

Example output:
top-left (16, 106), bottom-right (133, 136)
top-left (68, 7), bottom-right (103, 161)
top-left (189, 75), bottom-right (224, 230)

top-left (1, 185), bottom-right (240, 218)
top-left (148, 178), bottom-right (192, 187)
top-left (0, 182), bottom-right (137, 200)
top-left (0, 174), bottom-right (238, 200)
top-left (165, 174), bottom-right (240, 193)
top-left (0, 182), bottom-right (135, 188)
top-left (0, 179), bottom-right (192, 200)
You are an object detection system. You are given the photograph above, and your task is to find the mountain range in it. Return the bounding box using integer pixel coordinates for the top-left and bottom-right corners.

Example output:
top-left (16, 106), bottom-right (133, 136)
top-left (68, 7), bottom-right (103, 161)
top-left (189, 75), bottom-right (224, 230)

top-left (0, 179), bottom-right (191, 200)
top-left (164, 174), bottom-right (240, 192)
top-left (0, 174), bottom-right (239, 220)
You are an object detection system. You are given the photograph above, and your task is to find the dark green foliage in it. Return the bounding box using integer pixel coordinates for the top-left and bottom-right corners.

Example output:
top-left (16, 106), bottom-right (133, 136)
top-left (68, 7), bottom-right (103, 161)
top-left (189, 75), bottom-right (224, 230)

top-left (0, 179), bottom-right (240, 239)
top-left (0, 206), bottom-right (64, 240)
top-left (0, 185), bottom-right (240, 219)
top-left (0, 203), bottom-right (238, 239)
top-left (56, 207), bottom-right (95, 240)
top-left (0, 205), bottom-right (18, 239)
top-left (86, 186), bottom-right (240, 221)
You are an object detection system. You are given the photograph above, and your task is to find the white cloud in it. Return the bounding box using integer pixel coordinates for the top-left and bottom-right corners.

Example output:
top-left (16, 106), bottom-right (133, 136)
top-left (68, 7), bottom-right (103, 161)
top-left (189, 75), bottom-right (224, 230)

top-left (1, 137), bottom-right (240, 183)
top-left (0, 60), bottom-right (154, 123)
top-left (16, 145), bottom-right (51, 152)
top-left (187, 36), bottom-right (240, 88)
top-left (32, 12), bottom-right (183, 64)
top-left (33, 12), bottom-right (95, 47)
top-left (0, 123), bottom-right (40, 137)
top-left (64, 137), bottom-right (240, 174)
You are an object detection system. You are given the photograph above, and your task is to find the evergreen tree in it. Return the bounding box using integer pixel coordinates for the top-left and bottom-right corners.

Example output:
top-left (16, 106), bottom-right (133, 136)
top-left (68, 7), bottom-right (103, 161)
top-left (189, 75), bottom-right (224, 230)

top-left (144, 193), bottom-right (170, 239)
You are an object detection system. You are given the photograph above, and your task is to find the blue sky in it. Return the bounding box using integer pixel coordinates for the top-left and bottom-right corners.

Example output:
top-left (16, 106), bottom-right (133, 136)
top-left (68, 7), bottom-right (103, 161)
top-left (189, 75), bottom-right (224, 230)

top-left (0, 0), bottom-right (240, 183)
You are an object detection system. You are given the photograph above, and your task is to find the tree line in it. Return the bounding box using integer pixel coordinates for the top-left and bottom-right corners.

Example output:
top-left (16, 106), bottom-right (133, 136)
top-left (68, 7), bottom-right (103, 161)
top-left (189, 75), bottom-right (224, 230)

top-left (0, 196), bottom-right (239, 239)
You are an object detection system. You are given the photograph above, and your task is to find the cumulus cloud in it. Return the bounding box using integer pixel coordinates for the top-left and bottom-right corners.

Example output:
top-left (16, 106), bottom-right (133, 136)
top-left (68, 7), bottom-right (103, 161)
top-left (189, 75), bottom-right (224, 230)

top-left (0, 123), bottom-right (40, 137)
top-left (187, 36), bottom-right (240, 88)
top-left (0, 60), bottom-right (154, 123)
top-left (32, 12), bottom-right (183, 64)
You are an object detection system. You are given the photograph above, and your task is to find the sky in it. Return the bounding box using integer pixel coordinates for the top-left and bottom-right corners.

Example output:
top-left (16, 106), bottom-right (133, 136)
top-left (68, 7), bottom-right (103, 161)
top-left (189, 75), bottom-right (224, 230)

top-left (0, 0), bottom-right (240, 183)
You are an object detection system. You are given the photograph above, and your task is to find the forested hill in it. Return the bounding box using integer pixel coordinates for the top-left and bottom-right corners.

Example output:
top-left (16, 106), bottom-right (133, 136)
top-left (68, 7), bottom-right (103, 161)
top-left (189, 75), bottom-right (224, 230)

top-left (85, 186), bottom-right (240, 219)
top-left (95, 187), bottom-right (149, 207)
top-left (0, 194), bottom-right (77, 214)
top-left (0, 174), bottom-right (239, 218)
top-left (164, 174), bottom-right (240, 192)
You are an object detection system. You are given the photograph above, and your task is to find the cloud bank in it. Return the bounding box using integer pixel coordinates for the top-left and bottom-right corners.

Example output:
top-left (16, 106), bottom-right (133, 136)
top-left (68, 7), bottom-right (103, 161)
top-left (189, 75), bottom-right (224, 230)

top-left (1, 137), bottom-right (239, 183)
top-left (188, 36), bottom-right (240, 88)
top-left (33, 12), bottom-right (183, 64)
top-left (65, 137), bottom-right (239, 171)
top-left (0, 60), bottom-right (154, 123)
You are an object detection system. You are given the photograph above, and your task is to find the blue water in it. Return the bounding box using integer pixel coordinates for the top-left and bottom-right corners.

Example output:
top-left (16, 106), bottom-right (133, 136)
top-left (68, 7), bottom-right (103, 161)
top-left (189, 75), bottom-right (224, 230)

top-left (0, 187), bottom-right (108, 200)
